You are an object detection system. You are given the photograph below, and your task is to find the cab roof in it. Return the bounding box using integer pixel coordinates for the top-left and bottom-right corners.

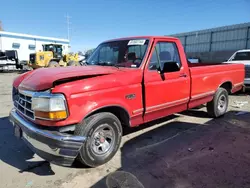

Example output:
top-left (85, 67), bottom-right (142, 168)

top-left (103, 36), bottom-right (178, 43)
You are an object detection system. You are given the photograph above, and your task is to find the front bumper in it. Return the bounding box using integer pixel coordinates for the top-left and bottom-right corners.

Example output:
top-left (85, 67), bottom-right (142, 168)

top-left (9, 108), bottom-right (86, 166)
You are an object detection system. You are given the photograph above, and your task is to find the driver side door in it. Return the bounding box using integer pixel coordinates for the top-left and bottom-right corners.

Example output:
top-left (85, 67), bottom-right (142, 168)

top-left (143, 39), bottom-right (190, 122)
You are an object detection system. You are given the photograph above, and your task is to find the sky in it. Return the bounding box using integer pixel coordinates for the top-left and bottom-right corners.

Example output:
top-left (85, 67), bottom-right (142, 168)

top-left (0, 0), bottom-right (250, 52)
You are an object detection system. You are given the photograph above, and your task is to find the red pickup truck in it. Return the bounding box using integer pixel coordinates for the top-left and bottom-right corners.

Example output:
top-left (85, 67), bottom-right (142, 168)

top-left (9, 36), bottom-right (245, 167)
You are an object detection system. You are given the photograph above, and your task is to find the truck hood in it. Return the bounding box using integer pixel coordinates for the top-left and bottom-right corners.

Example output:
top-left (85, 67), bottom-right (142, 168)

top-left (18, 66), bottom-right (120, 91)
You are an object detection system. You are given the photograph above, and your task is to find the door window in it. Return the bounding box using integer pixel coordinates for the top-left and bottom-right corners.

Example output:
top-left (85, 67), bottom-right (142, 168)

top-left (148, 42), bottom-right (181, 72)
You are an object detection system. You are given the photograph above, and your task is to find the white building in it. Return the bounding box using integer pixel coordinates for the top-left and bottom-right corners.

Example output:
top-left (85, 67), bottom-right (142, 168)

top-left (0, 31), bottom-right (70, 62)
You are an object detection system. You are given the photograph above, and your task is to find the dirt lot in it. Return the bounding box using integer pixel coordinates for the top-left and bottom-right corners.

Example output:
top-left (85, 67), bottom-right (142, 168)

top-left (0, 72), bottom-right (250, 188)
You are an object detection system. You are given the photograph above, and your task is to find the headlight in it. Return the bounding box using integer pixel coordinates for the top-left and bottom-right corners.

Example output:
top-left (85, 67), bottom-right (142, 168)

top-left (32, 97), bottom-right (66, 112)
top-left (32, 93), bottom-right (68, 120)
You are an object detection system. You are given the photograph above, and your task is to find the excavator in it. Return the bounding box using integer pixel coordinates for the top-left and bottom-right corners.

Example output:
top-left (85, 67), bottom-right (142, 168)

top-left (28, 44), bottom-right (80, 69)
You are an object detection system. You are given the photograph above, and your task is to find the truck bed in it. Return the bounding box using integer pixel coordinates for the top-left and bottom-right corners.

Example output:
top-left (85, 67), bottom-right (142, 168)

top-left (188, 62), bottom-right (245, 109)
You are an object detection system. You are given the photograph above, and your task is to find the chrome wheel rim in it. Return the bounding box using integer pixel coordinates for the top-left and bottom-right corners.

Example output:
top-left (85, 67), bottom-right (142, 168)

top-left (218, 94), bottom-right (227, 112)
top-left (91, 124), bottom-right (115, 155)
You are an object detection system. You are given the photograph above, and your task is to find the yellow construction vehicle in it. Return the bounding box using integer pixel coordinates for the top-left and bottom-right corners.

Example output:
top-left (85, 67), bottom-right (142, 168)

top-left (28, 44), bottom-right (80, 69)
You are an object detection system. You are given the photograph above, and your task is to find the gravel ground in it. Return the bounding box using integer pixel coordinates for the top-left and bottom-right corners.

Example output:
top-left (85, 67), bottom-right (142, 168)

top-left (0, 72), bottom-right (250, 188)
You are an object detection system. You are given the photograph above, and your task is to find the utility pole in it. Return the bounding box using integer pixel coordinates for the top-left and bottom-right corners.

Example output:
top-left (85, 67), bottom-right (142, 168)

top-left (65, 14), bottom-right (71, 41)
top-left (0, 20), bottom-right (3, 31)
top-left (65, 14), bottom-right (72, 53)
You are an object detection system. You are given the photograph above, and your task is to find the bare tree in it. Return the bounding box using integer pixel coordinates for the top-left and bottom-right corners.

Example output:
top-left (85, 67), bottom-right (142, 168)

top-left (0, 21), bottom-right (3, 31)
top-left (84, 48), bottom-right (95, 59)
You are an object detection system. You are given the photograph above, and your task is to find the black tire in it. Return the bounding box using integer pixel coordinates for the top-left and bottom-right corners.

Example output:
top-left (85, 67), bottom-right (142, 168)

top-left (74, 112), bottom-right (123, 167)
top-left (241, 86), bottom-right (246, 93)
top-left (16, 64), bottom-right (23, 70)
top-left (48, 61), bottom-right (59, 68)
top-left (68, 60), bottom-right (80, 66)
top-left (207, 88), bottom-right (228, 118)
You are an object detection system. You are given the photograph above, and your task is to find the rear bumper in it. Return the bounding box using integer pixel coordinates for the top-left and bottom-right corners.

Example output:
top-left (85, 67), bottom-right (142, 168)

top-left (9, 108), bottom-right (86, 166)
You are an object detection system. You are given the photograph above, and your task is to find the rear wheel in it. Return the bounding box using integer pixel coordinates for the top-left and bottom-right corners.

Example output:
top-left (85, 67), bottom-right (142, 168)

top-left (48, 61), bottom-right (60, 68)
top-left (207, 88), bottom-right (228, 118)
top-left (74, 112), bottom-right (122, 167)
top-left (68, 60), bottom-right (80, 66)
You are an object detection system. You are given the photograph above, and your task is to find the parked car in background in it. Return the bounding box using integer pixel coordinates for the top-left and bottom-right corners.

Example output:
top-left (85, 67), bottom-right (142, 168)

top-left (0, 50), bottom-right (24, 70)
top-left (227, 49), bottom-right (250, 90)
top-left (9, 36), bottom-right (245, 168)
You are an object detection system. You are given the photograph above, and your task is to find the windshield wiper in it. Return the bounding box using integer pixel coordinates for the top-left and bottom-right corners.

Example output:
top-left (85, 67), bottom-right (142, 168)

top-left (87, 61), bottom-right (124, 69)
top-left (98, 62), bottom-right (121, 69)
top-left (112, 64), bottom-right (122, 69)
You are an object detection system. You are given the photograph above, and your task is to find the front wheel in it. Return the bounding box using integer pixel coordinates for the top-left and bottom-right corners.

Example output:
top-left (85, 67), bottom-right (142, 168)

top-left (207, 88), bottom-right (229, 118)
top-left (74, 112), bottom-right (123, 167)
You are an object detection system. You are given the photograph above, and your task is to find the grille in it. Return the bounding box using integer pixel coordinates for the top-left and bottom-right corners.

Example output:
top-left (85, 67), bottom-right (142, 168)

top-left (29, 53), bottom-right (36, 64)
top-left (13, 87), bottom-right (34, 120)
top-left (246, 65), bottom-right (250, 78)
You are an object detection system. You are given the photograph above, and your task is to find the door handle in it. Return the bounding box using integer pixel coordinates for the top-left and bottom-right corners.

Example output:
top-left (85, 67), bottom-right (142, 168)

top-left (179, 73), bottom-right (187, 77)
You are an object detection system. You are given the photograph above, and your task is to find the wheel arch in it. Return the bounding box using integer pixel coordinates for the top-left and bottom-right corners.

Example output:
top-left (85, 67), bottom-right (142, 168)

top-left (84, 105), bottom-right (131, 128)
top-left (218, 81), bottom-right (233, 94)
